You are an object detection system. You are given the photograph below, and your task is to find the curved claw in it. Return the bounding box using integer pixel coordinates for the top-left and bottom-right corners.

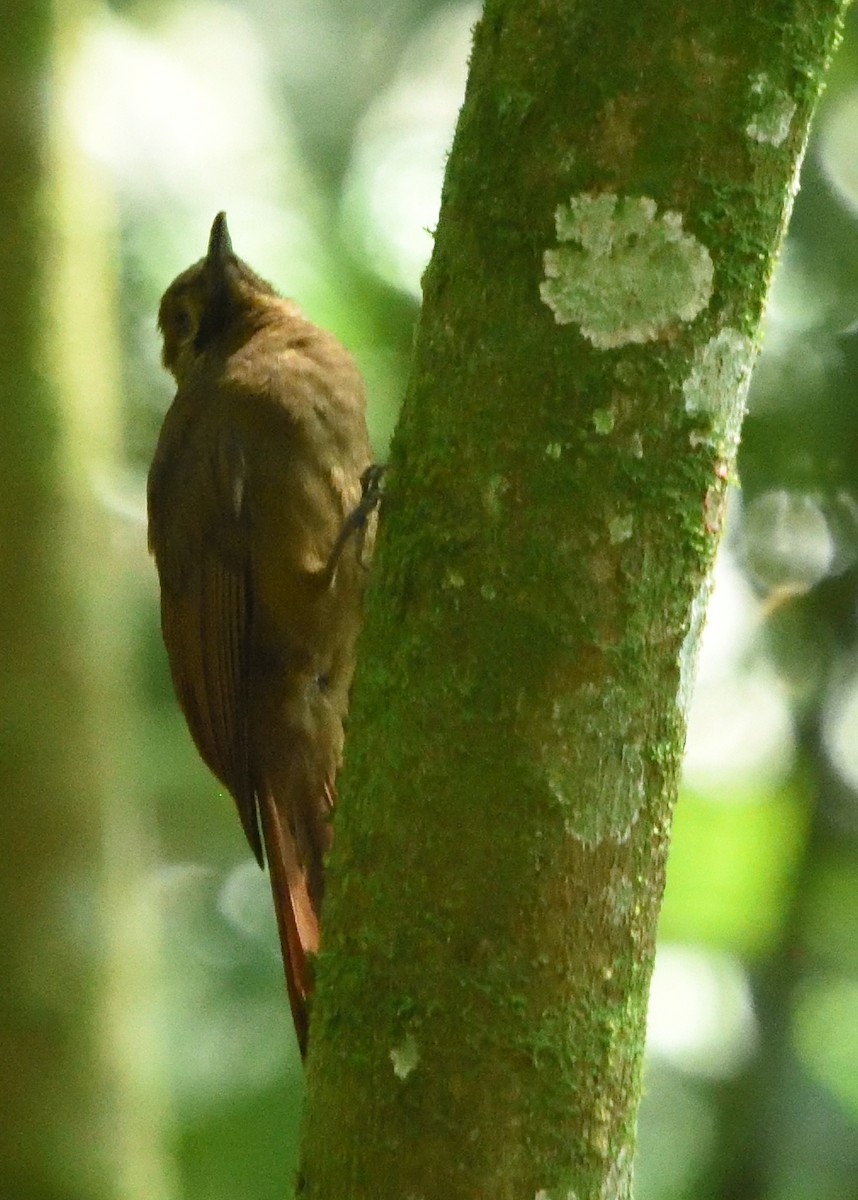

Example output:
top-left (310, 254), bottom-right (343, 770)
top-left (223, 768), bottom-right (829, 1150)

top-left (325, 463), bottom-right (386, 577)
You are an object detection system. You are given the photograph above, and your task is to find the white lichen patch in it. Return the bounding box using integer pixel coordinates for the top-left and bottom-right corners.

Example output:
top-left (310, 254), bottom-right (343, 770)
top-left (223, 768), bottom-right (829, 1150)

top-left (683, 328), bottom-right (755, 456)
top-left (540, 193), bottom-right (714, 347)
top-left (390, 1034), bottom-right (420, 1080)
top-left (599, 1144), bottom-right (634, 1200)
top-left (608, 513), bottom-right (633, 544)
top-left (483, 473), bottom-right (509, 519)
top-left (780, 125), bottom-right (811, 236)
top-left (678, 573), bottom-right (713, 721)
top-left (592, 407), bottom-right (615, 435)
top-left (606, 864), bottom-right (636, 927)
top-left (541, 688), bottom-right (645, 848)
top-left (746, 72), bottom-right (795, 147)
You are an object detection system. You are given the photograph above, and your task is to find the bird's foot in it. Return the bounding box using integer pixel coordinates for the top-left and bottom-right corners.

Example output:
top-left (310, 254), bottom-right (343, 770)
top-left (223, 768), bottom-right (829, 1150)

top-left (325, 464), bottom-right (386, 576)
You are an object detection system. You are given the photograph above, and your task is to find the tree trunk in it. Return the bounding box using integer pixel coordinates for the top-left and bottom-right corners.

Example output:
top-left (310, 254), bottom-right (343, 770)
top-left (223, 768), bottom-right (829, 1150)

top-left (298, 2), bottom-right (848, 1197)
top-left (0, 4), bottom-right (116, 1197)
top-left (1, 5), bottom-right (172, 1198)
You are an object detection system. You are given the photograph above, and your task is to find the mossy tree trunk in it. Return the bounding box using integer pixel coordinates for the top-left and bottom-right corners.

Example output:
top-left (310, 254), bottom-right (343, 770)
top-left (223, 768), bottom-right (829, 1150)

top-left (298, 2), bottom-right (847, 1198)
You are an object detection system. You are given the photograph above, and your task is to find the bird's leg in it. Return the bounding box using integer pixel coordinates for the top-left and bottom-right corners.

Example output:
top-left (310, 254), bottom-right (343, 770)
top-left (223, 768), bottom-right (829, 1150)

top-left (324, 464), bottom-right (385, 579)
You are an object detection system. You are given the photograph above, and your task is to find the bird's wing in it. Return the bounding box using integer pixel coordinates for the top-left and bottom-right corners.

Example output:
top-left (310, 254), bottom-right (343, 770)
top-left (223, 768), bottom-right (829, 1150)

top-left (159, 553), bottom-right (262, 861)
top-left (151, 423), bottom-right (262, 862)
top-left (150, 414), bottom-right (319, 1053)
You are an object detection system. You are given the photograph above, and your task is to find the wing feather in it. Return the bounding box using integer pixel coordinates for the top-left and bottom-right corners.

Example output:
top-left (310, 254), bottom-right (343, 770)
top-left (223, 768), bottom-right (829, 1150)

top-left (160, 549), bottom-right (261, 862)
top-left (152, 418), bottom-right (262, 864)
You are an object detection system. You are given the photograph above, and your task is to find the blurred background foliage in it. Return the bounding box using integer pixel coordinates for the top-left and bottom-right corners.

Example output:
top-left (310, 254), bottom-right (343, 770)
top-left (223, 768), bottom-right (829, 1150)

top-left (3, 1), bottom-right (858, 1197)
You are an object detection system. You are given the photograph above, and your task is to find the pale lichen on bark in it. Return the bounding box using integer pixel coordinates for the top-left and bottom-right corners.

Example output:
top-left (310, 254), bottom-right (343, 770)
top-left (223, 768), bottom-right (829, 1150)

top-left (747, 71), bottom-right (797, 145)
top-left (683, 328), bottom-right (756, 456)
top-left (540, 194), bottom-right (714, 347)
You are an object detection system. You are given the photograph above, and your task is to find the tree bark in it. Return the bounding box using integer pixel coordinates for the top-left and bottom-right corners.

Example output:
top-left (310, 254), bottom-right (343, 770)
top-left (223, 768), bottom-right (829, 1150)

top-left (298, 2), bottom-right (848, 1197)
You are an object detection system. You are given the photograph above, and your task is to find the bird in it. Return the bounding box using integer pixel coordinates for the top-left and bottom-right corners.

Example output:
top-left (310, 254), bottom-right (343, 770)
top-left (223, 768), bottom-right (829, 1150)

top-left (147, 212), bottom-right (380, 1055)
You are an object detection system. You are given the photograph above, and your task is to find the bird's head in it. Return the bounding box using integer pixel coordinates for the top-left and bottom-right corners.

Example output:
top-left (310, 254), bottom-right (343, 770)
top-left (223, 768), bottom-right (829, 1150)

top-left (158, 212), bottom-right (280, 380)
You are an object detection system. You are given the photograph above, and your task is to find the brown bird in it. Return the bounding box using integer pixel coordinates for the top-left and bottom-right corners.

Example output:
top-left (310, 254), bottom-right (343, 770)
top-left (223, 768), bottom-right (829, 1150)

top-left (148, 213), bottom-right (379, 1055)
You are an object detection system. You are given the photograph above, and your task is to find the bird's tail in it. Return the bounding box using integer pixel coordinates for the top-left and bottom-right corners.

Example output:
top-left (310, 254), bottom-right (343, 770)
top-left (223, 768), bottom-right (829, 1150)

top-left (258, 789), bottom-right (320, 1058)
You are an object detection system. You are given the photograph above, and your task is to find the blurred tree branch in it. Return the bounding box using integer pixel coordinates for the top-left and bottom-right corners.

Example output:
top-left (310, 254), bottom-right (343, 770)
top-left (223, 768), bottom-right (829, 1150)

top-left (297, 2), bottom-right (848, 1197)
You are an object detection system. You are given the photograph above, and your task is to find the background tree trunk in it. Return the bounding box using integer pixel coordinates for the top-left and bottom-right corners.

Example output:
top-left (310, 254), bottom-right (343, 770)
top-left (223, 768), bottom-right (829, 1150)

top-left (298, 1), bottom-right (848, 1198)
top-left (0, 4), bottom-right (116, 1196)
top-left (0, 5), bottom-right (171, 1198)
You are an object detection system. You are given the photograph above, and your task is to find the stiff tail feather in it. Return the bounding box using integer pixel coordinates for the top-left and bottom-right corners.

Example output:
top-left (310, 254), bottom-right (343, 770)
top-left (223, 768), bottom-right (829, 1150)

top-left (258, 789), bottom-right (320, 1058)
